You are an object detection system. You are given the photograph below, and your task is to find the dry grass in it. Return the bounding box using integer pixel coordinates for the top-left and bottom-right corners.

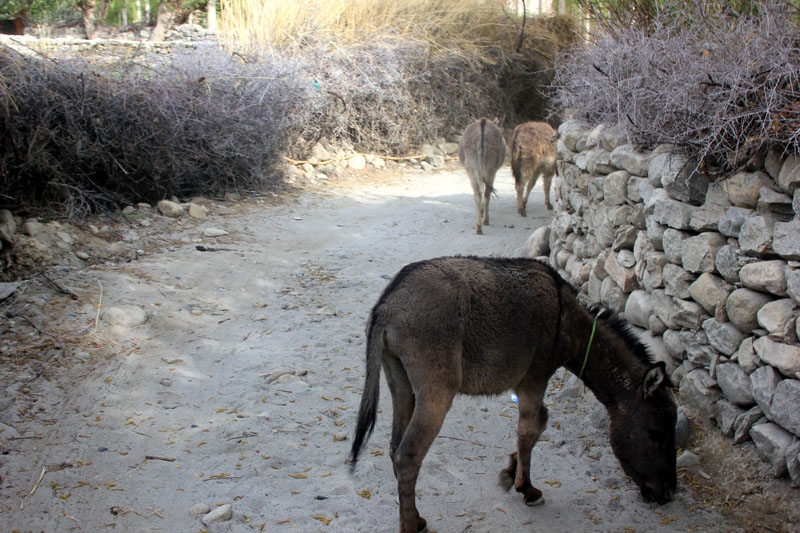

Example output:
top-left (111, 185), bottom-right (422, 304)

top-left (218, 0), bottom-right (550, 60)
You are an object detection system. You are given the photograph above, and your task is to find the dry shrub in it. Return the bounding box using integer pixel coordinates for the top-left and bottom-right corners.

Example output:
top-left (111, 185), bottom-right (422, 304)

top-left (553, 0), bottom-right (800, 171)
top-left (0, 45), bottom-right (304, 216)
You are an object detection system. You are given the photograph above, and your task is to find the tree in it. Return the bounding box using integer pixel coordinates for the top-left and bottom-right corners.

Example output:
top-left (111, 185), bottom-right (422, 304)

top-left (75, 0), bottom-right (97, 38)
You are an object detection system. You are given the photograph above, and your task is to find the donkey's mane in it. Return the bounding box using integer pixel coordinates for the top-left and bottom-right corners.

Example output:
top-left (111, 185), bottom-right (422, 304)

top-left (587, 302), bottom-right (656, 368)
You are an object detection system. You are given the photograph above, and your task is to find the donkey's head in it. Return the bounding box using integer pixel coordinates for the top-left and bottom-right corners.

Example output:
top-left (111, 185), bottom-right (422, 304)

top-left (608, 362), bottom-right (677, 504)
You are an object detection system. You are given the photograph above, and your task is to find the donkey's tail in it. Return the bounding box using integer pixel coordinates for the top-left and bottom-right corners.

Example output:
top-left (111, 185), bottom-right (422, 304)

top-left (349, 313), bottom-right (383, 472)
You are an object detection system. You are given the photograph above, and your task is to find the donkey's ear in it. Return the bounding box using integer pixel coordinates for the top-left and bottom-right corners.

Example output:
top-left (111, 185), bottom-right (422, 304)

top-left (642, 361), bottom-right (667, 399)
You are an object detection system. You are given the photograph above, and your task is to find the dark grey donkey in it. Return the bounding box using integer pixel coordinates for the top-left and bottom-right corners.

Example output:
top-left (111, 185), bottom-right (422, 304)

top-left (458, 118), bottom-right (508, 234)
top-left (350, 256), bottom-right (677, 533)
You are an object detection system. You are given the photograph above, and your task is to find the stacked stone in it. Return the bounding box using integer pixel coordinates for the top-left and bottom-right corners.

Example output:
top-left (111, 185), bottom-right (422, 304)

top-left (551, 120), bottom-right (800, 485)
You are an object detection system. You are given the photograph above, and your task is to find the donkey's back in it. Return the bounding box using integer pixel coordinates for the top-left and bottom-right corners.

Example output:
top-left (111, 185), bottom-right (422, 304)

top-left (458, 118), bottom-right (507, 234)
top-left (372, 256), bottom-right (564, 393)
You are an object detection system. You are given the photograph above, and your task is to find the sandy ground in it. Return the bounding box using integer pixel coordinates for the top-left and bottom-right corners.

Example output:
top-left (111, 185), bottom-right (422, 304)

top-left (0, 164), bottom-right (794, 532)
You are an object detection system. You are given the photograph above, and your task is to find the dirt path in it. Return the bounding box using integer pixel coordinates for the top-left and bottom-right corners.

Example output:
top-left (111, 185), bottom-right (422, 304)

top-left (0, 165), bottom-right (766, 532)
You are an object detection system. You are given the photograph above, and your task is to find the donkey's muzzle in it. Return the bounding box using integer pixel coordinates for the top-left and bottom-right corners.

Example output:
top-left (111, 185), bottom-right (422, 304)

top-left (641, 481), bottom-right (675, 505)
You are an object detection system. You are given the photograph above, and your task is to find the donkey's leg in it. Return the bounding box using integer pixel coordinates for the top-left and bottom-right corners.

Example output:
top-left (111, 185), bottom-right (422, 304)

top-left (482, 176), bottom-right (493, 226)
top-left (469, 173), bottom-right (484, 234)
top-left (381, 356), bottom-right (415, 465)
top-left (392, 389), bottom-right (455, 533)
top-left (542, 174), bottom-right (553, 210)
top-left (515, 175), bottom-right (527, 217)
top-left (501, 384), bottom-right (549, 506)
top-left (521, 175), bottom-right (537, 217)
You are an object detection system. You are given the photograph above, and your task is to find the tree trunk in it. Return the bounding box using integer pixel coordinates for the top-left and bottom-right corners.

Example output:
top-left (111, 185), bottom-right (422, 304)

top-left (149, 2), bottom-right (176, 42)
top-left (207, 0), bottom-right (216, 31)
top-left (77, 0), bottom-right (98, 39)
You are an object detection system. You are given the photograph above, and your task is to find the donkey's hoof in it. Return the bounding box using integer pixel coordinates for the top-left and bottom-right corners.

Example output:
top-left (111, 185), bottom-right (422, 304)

top-left (523, 485), bottom-right (544, 507)
top-left (498, 470), bottom-right (514, 491)
top-left (525, 495), bottom-right (545, 507)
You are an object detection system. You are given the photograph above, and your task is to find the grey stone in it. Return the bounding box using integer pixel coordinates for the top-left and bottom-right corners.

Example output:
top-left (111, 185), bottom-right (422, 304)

top-left (757, 187), bottom-right (794, 222)
top-left (633, 230), bottom-right (654, 262)
top-left (660, 156), bottom-right (709, 205)
top-left (787, 266), bottom-right (800, 306)
top-left (757, 299), bottom-right (795, 337)
top-left (733, 337), bottom-right (758, 374)
top-left (103, 305), bottom-right (147, 328)
top-left (771, 379), bottom-right (800, 436)
top-left (424, 154), bottom-right (444, 170)
top-left (648, 313), bottom-right (667, 336)
top-left (715, 363), bottom-right (754, 406)
top-left (558, 120), bottom-right (592, 152)
top-left (716, 244), bottom-right (758, 284)
top-left (773, 220), bottom-right (800, 261)
top-left (739, 215), bottom-right (775, 256)
top-left (618, 249), bottom-right (636, 268)
top-left (778, 153), bottom-right (800, 192)
top-left (787, 439), bottom-right (800, 488)
top-left (557, 139), bottom-right (575, 162)
top-left (682, 232), bottom-right (727, 273)
top-left (653, 200), bottom-right (695, 230)
top-left (680, 368), bottom-right (720, 421)
top-left (765, 148), bottom-right (784, 180)
top-left (642, 251), bottom-right (667, 291)
top-left (610, 144), bottom-right (652, 176)
top-left (21, 219), bottom-right (43, 237)
top-left (734, 406), bottom-right (764, 444)
top-left (519, 226), bottom-right (551, 258)
top-left (754, 337), bottom-right (800, 379)
top-left (726, 288), bottom-right (774, 332)
top-left (599, 124), bottom-right (628, 151)
top-left (685, 332), bottom-right (717, 368)
top-left (705, 179), bottom-right (731, 207)
top-left (604, 252), bottom-right (638, 292)
top-left (673, 298), bottom-right (709, 330)
top-left (676, 407), bottom-right (693, 449)
top-left (662, 228), bottom-right (690, 264)
top-left (603, 170), bottom-right (630, 205)
top-left (612, 225), bottom-right (638, 251)
top-left (725, 171), bottom-right (771, 208)
top-left (600, 276), bottom-right (626, 314)
top-left (716, 399), bottom-right (745, 437)
top-left (663, 263), bottom-right (695, 299)
top-left (703, 318), bottom-right (745, 357)
top-left (690, 205), bottom-right (726, 232)
top-left (750, 422), bottom-right (793, 477)
top-left (676, 449), bottom-right (701, 468)
top-left (627, 176), bottom-right (646, 203)
top-left (662, 328), bottom-right (685, 360)
top-left (157, 199), bottom-right (184, 218)
top-left (740, 260), bottom-right (788, 296)
top-left (718, 206), bottom-right (754, 238)
top-left (645, 217), bottom-right (666, 251)
top-left (750, 364), bottom-right (782, 419)
top-left (689, 273), bottom-right (733, 318)
top-left (188, 202), bottom-right (208, 219)
top-left (624, 290), bottom-right (653, 328)
top-left (349, 153), bottom-right (368, 170)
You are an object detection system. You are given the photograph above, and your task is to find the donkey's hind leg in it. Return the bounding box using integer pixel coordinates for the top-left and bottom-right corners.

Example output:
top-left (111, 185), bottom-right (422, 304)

top-left (392, 387), bottom-right (456, 533)
top-left (499, 383), bottom-right (548, 506)
top-left (381, 354), bottom-right (414, 463)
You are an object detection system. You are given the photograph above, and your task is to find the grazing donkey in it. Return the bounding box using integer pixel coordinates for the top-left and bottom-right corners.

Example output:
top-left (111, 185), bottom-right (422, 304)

top-left (457, 118), bottom-right (508, 234)
top-left (350, 256), bottom-right (677, 533)
top-left (511, 121), bottom-right (558, 215)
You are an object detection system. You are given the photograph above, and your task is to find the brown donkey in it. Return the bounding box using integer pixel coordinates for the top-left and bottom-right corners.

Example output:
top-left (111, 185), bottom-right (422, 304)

top-left (511, 121), bottom-right (557, 215)
top-left (457, 118), bottom-right (507, 234)
top-left (350, 256), bottom-right (677, 533)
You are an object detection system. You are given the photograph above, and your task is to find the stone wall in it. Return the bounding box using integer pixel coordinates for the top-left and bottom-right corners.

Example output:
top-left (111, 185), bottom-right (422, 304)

top-left (549, 119), bottom-right (800, 485)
